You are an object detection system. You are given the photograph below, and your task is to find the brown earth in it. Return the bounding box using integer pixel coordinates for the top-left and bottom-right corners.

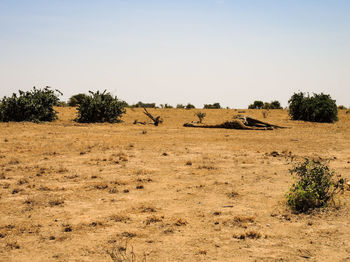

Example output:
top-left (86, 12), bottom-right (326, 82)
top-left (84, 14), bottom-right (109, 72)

top-left (0, 108), bottom-right (350, 262)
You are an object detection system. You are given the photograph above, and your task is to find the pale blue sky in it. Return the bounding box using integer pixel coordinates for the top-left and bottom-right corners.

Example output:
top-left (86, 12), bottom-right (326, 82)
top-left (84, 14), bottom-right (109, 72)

top-left (0, 0), bottom-right (349, 108)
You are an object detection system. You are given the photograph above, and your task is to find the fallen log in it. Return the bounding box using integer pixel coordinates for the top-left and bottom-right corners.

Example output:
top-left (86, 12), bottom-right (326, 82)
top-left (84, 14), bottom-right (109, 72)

top-left (183, 121), bottom-right (272, 130)
top-left (234, 115), bottom-right (287, 129)
top-left (183, 116), bottom-right (287, 130)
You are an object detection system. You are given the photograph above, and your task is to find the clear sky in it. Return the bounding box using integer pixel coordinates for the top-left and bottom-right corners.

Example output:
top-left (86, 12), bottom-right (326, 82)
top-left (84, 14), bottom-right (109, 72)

top-left (0, 0), bottom-right (349, 108)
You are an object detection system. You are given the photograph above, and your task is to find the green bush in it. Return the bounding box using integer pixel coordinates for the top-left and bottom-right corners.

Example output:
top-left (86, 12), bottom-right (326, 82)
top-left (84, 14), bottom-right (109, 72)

top-left (248, 100), bottom-right (264, 109)
top-left (203, 102), bottom-right (221, 109)
top-left (68, 93), bottom-right (88, 107)
top-left (132, 101), bottom-right (156, 108)
top-left (0, 87), bottom-right (62, 122)
top-left (249, 100), bottom-right (282, 109)
top-left (75, 90), bottom-right (126, 123)
top-left (288, 92), bottom-right (338, 123)
top-left (270, 100), bottom-right (282, 109)
top-left (286, 158), bottom-right (345, 213)
top-left (185, 103), bottom-right (195, 109)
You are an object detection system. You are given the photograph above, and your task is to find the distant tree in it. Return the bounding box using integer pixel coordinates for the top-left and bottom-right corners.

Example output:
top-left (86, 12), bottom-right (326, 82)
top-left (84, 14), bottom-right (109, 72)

top-left (185, 103), bottom-right (195, 109)
top-left (262, 102), bottom-right (271, 109)
top-left (338, 105), bottom-right (347, 110)
top-left (133, 102), bottom-right (156, 108)
top-left (203, 102), bottom-right (221, 109)
top-left (270, 100), bottom-right (282, 109)
top-left (248, 100), bottom-right (264, 109)
top-left (68, 93), bottom-right (88, 107)
top-left (164, 103), bottom-right (173, 108)
top-left (176, 104), bottom-right (185, 109)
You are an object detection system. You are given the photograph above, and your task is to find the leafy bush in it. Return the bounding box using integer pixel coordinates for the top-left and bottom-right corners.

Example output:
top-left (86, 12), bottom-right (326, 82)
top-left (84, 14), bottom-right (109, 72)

top-left (185, 103), bottom-right (195, 109)
top-left (286, 158), bottom-right (345, 213)
top-left (68, 93), bottom-right (88, 107)
top-left (288, 92), bottom-right (338, 123)
top-left (0, 86), bottom-right (62, 122)
top-left (132, 102), bottom-right (156, 108)
top-left (249, 100), bottom-right (282, 109)
top-left (270, 100), bottom-right (282, 109)
top-left (203, 103), bottom-right (221, 109)
top-left (75, 90), bottom-right (126, 123)
top-left (248, 101), bottom-right (264, 109)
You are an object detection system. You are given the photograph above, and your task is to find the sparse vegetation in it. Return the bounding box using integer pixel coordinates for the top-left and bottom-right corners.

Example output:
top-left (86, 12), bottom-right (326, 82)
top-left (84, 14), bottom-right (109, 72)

top-left (0, 86), bottom-right (62, 122)
top-left (286, 158), bottom-right (345, 213)
top-left (75, 90), bottom-right (126, 123)
top-left (160, 103), bottom-right (173, 108)
top-left (107, 240), bottom-right (146, 262)
top-left (288, 92), bottom-right (338, 123)
top-left (195, 112), bottom-right (206, 123)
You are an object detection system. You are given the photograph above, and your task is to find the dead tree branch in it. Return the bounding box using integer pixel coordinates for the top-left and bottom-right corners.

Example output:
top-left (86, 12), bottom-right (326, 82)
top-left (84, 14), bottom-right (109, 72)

top-left (143, 108), bottom-right (163, 126)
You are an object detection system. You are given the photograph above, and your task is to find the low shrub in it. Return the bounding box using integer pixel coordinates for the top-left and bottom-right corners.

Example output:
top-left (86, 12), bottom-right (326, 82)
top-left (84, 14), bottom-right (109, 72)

top-left (286, 158), bottom-right (345, 213)
top-left (75, 90), bottom-right (126, 123)
top-left (185, 103), bottom-right (195, 109)
top-left (67, 93), bottom-right (88, 107)
top-left (249, 100), bottom-right (282, 109)
top-left (0, 86), bottom-right (62, 122)
top-left (195, 112), bottom-right (206, 123)
top-left (288, 92), bottom-right (338, 123)
top-left (132, 102), bottom-right (156, 108)
top-left (203, 103), bottom-right (221, 109)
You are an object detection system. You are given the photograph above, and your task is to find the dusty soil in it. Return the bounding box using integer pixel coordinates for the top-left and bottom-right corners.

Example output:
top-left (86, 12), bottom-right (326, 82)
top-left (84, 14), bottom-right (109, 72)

top-left (0, 108), bottom-right (350, 262)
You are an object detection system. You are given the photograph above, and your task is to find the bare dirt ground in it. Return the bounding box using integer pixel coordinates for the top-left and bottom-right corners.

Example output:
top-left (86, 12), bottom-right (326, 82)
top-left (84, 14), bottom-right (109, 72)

top-left (0, 108), bottom-right (350, 262)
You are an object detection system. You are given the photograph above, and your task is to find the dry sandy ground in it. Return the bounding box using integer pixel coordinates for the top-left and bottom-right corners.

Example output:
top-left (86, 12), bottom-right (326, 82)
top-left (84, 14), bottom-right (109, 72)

top-left (0, 108), bottom-right (350, 262)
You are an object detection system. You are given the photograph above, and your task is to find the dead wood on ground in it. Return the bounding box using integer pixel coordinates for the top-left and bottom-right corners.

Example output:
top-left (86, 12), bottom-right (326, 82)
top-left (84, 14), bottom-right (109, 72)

top-left (184, 116), bottom-right (287, 130)
top-left (143, 108), bottom-right (163, 126)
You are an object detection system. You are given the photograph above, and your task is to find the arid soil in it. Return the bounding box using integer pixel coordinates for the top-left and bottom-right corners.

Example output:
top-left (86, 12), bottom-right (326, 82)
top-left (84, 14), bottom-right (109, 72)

top-left (1, 108), bottom-right (350, 262)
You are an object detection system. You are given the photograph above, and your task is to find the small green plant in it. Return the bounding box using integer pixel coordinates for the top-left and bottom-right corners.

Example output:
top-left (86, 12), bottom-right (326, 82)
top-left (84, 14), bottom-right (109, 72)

top-left (286, 158), bottom-right (345, 213)
top-left (0, 86), bottom-right (62, 122)
top-left (195, 112), bottom-right (206, 123)
top-left (75, 90), bottom-right (126, 123)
